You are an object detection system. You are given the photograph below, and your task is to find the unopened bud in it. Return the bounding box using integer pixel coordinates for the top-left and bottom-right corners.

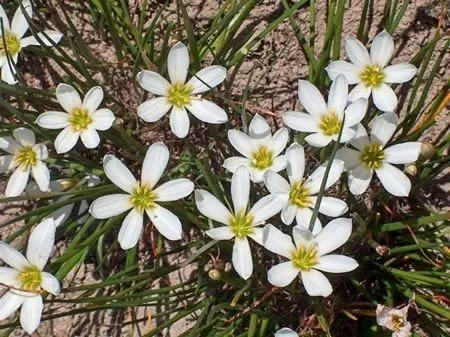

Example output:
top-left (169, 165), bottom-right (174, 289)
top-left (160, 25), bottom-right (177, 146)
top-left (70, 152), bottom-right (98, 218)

top-left (420, 143), bottom-right (435, 160)
top-left (208, 269), bottom-right (221, 281)
top-left (405, 164), bottom-right (417, 176)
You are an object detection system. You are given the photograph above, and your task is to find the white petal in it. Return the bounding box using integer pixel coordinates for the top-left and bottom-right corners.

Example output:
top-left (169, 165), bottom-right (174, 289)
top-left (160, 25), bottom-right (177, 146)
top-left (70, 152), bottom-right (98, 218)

top-left (348, 164), bottom-right (372, 195)
top-left (5, 167), bottom-right (29, 197)
top-left (336, 148), bottom-right (360, 170)
top-left (187, 99), bottom-right (227, 124)
top-left (315, 218), bottom-right (352, 256)
top-left (372, 83), bottom-right (398, 112)
top-left (80, 128), bottom-right (100, 149)
top-left (11, 0), bottom-right (32, 38)
top-left (13, 128), bottom-right (35, 147)
top-left (305, 133), bottom-right (332, 148)
top-left (250, 194), bottom-right (285, 224)
top-left (350, 123), bottom-right (370, 150)
top-left (206, 226), bottom-right (234, 240)
top-left (307, 159), bottom-right (344, 194)
top-left (0, 242), bottom-right (28, 270)
top-left (118, 208), bottom-right (144, 250)
top-left (0, 155), bottom-right (13, 173)
top-left (103, 155), bottom-right (136, 193)
top-left (26, 218), bottom-right (55, 270)
top-left (41, 272), bottom-right (60, 295)
top-left (370, 30), bottom-right (394, 67)
top-left (195, 190), bottom-right (232, 225)
top-left (231, 166), bottom-right (250, 213)
top-left (294, 209), bottom-right (322, 235)
top-left (141, 142), bottom-right (169, 188)
top-left (188, 65), bottom-right (227, 94)
top-left (298, 80), bottom-right (327, 118)
top-left (89, 194), bottom-right (132, 218)
top-left (328, 75), bottom-right (348, 116)
top-left (20, 295), bottom-right (43, 335)
top-left (338, 127), bottom-right (356, 143)
top-left (345, 38), bottom-right (370, 67)
top-left (137, 70), bottom-right (171, 95)
top-left (286, 143), bottom-right (305, 183)
top-left (223, 156), bottom-right (251, 174)
top-left (282, 111), bottom-right (319, 133)
top-left (315, 255), bottom-right (358, 273)
top-left (318, 197), bottom-right (348, 217)
top-left (263, 170), bottom-right (290, 194)
top-left (167, 42), bottom-right (189, 84)
top-left (292, 225), bottom-right (314, 246)
top-left (0, 267), bottom-right (20, 288)
top-left (20, 30), bottom-right (62, 47)
top-left (348, 83), bottom-right (371, 102)
top-left (343, 98), bottom-right (367, 127)
top-left (275, 328), bottom-right (298, 337)
top-left (153, 178), bottom-right (194, 201)
top-left (137, 97), bottom-right (171, 122)
top-left (56, 83), bottom-right (82, 113)
top-left (0, 6), bottom-right (11, 31)
top-left (262, 224), bottom-right (295, 258)
top-left (270, 128), bottom-right (289, 157)
top-left (33, 143), bottom-right (48, 161)
top-left (384, 142), bottom-right (421, 164)
top-left (268, 262), bottom-right (299, 287)
top-left (248, 227), bottom-right (264, 245)
top-left (54, 127), bottom-right (80, 154)
top-left (270, 155), bottom-right (287, 173)
top-left (170, 106), bottom-right (190, 138)
top-left (248, 114), bottom-right (271, 140)
top-left (82, 86), bottom-right (103, 112)
top-left (326, 61), bottom-right (360, 84)
top-left (1, 57), bottom-right (18, 84)
top-left (370, 112), bottom-right (398, 146)
top-left (51, 204), bottom-right (73, 227)
top-left (375, 163), bottom-right (411, 197)
top-left (281, 204), bottom-right (297, 225)
top-left (0, 136), bottom-right (20, 154)
top-left (232, 237), bottom-right (253, 280)
top-left (301, 269), bottom-right (333, 297)
top-left (0, 291), bottom-right (23, 320)
top-left (36, 111), bottom-right (69, 129)
top-left (248, 167), bottom-right (265, 183)
top-left (227, 130), bottom-right (253, 158)
top-left (147, 205), bottom-right (182, 240)
top-left (91, 108), bottom-right (115, 131)
top-left (384, 63), bottom-right (417, 83)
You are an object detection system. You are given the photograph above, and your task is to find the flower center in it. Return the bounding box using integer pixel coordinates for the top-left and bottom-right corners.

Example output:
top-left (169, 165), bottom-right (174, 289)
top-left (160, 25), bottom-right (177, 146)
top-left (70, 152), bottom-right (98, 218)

top-left (289, 181), bottom-right (312, 208)
top-left (251, 146), bottom-right (273, 169)
top-left (360, 143), bottom-right (385, 169)
top-left (14, 146), bottom-right (37, 170)
top-left (291, 243), bottom-right (318, 271)
top-left (318, 112), bottom-right (341, 136)
top-left (130, 184), bottom-right (157, 212)
top-left (360, 65), bottom-right (385, 88)
top-left (0, 32), bottom-right (21, 56)
top-left (69, 107), bottom-right (93, 132)
top-left (167, 82), bottom-right (193, 108)
top-left (391, 315), bottom-right (406, 332)
top-left (230, 210), bottom-right (254, 238)
top-left (18, 265), bottom-right (42, 292)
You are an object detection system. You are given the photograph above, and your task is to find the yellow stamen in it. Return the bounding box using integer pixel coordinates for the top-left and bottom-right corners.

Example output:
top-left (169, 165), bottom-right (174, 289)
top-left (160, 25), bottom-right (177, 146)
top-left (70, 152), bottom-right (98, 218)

top-left (289, 181), bottom-right (312, 208)
top-left (230, 210), bottom-right (254, 238)
top-left (69, 107), bottom-right (93, 132)
top-left (0, 32), bottom-right (21, 56)
top-left (360, 143), bottom-right (385, 169)
top-left (129, 184), bottom-right (157, 212)
top-left (18, 265), bottom-right (42, 292)
top-left (167, 83), bottom-right (193, 108)
top-left (360, 65), bottom-right (385, 88)
top-left (291, 243), bottom-right (318, 271)
top-left (14, 146), bottom-right (37, 170)
top-left (251, 146), bottom-right (273, 170)
top-left (318, 112), bottom-right (341, 136)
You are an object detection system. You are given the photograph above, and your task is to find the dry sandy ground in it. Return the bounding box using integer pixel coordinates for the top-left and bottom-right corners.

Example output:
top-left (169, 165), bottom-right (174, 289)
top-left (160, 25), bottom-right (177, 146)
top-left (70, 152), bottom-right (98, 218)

top-left (1, 0), bottom-right (449, 336)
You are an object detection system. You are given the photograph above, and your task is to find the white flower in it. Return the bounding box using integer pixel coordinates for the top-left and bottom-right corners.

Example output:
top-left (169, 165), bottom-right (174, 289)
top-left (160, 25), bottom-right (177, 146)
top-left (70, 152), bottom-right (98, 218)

top-left (36, 84), bottom-right (115, 154)
top-left (326, 30), bottom-right (417, 112)
top-left (195, 166), bottom-right (285, 279)
top-left (0, 218), bottom-right (60, 334)
top-left (283, 76), bottom-right (367, 148)
top-left (0, 128), bottom-right (50, 197)
top-left (275, 328), bottom-right (298, 337)
top-left (136, 42), bottom-right (228, 138)
top-left (89, 143), bottom-right (194, 250)
top-left (263, 143), bottom-right (346, 234)
top-left (337, 112), bottom-right (421, 197)
top-left (376, 304), bottom-right (412, 337)
top-left (0, 0), bottom-right (62, 85)
top-left (263, 218), bottom-right (358, 297)
top-left (224, 114), bottom-right (289, 182)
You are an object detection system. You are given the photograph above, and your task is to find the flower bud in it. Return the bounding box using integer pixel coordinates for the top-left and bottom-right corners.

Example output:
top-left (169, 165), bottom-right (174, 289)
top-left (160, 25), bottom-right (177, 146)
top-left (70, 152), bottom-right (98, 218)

top-left (405, 164), bottom-right (417, 176)
top-left (208, 269), bottom-right (221, 281)
top-left (420, 143), bottom-right (435, 160)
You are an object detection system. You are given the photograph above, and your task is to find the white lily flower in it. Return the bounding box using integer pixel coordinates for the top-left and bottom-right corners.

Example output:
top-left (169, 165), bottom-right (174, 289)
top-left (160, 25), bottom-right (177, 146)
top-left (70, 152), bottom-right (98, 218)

top-left (36, 84), bottom-right (115, 154)
top-left (0, 218), bottom-right (60, 334)
top-left (89, 143), bottom-right (194, 250)
top-left (137, 42), bottom-right (228, 138)
top-left (263, 218), bottom-right (358, 297)
top-left (336, 112), bottom-right (421, 196)
top-left (283, 75), bottom-right (367, 148)
top-left (0, 0), bottom-right (62, 84)
top-left (326, 30), bottom-right (417, 112)
top-left (263, 143), bottom-right (346, 234)
top-left (0, 128), bottom-right (49, 197)
top-left (275, 328), bottom-right (298, 337)
top-left (376, 304), bottom-right (412, 337)
top-left (195, 166), bottom-right (285, 279)
top-left (224, 114), bottom-right (289, 182)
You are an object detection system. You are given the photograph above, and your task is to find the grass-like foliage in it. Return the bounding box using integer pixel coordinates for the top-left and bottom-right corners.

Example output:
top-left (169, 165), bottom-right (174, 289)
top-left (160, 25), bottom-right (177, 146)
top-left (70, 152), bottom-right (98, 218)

top-left (0, 0), bottom-right (449, 336)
